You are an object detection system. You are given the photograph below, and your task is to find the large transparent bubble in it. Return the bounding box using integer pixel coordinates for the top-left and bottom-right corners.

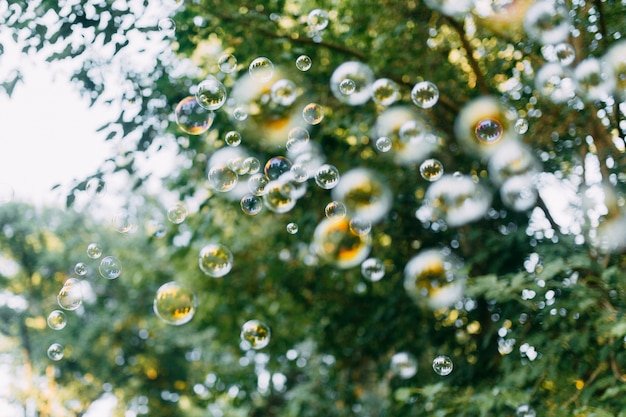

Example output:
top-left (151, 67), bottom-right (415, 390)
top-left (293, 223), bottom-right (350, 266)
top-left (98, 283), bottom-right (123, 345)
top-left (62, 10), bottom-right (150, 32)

top-left (153, 282), bottom-right (197, 326)
top-left (199, 243), bottom-right (233, 277)
top-left (523, 1), bottom-right (571, 45)
top-left (331, 168), bottom-right (392, 224)
top-left (312, 217), bottom-right (372, 269)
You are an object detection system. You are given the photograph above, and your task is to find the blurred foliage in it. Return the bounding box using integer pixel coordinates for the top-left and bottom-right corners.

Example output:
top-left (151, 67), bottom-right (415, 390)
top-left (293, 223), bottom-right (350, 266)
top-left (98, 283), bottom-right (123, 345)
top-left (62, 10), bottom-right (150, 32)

top-left (1, 0), bottom-right (626, 416)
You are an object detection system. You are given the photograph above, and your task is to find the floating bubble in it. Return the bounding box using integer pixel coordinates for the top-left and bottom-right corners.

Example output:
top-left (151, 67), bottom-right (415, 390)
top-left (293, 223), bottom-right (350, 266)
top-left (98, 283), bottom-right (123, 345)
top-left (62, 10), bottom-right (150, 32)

top-left (339, 78), bottom-right (356, 95)
top-left (411, 81), bottom-right (439, 109)
top-left (175, 96), bottom-right (214, 135)
top-left (313, 217), bottom-right (371, 269)
top-left (535, 63), bottom-right (577, 103)
top-left (265, 156), bottom-right (292, 180)
top-left (153, 281), bottom-right (197, 326)
top-left (432, 355), bottom-right (453, 376)
top-left (146, 219), bottom-right (167, 239)
top-left (208, 165), bottom-right (238, 192)
top-left (243, 157), bottom-right (261, 174)
top-left (315, 164), bottom-right (340, 189)
top-left (199, 243), bottom-right (233, 277)
top-left (390, 352), bottom-right (417, 379)
top-left (349, 217), bottom-right (372, 236)
top-left (514, 118), bottom-right (529, 134)
top-left (286, 127), bottom-right (310, 152)
top-left (523, 1), bottom-right (571, 45)
top-left (604, 40), bottom-right (626, 98)
top-left (74, 262), bottom-right (87, 276)
top-left (112, 210), bottom-right (138, 234)
top-left (158, 18), bottom-right (176, 35)
top-left (99, 256), bottom-right (122, 280)
top-left (47, 310), bottom-right (67, 330)
top-left (574, 57), bottom-right (616, 102)
top-left (290, 163), bottom-right (309, 182)
top-left (167, 202), bottom-right (188, 224)
top-left (224, 130), bottom-right (242, 147)
top-left (302, 103), bottom-right (324, 125)
top-left (263, 179), bottom-right (297, 213)
top-left (57, 278), bottom-right (83, 311)
top-left (295, 54), bottom-right (312, 71)
top-left (404, 249), bottom-right (466, 310)
top-left (47, 343), bottom-right (64, 361)
top-left (420, 158), bottom-right (444, 182)
top-left (325, 201), bottom-right (347, 219)
top-left (361, 257), bottom-right (385, 282)
top-left (331, 168), bottom-right (392, 223)
top-left (475, 118), bottom-right (504, 144)
top-left (232, 105), bottom-right (248, 121)
top-left (228, 157), bottom-right (248, 175)
top-left (240, 194), bottom-right (263, 215)
top-left (375, 136), bottom-right (392, 152)
top-left (500, 175), bottom-right (537, 212)
top-left (218, 53), bottom-right (238, 73)
top-left (399, 119), bottom-right (430, 145)
top-left (330, 61), bottom-right (375, 105)
top-left (371, 78), bottom-right (400, 106)
top-left (196, 78), bottom-right (228, 111)
top-left (307, 8), bottom-right (329, 32)
top-left (554, 42), bottom-right (575, 66)
top-left (488, 141), bottom-right (540, 186)
top-left (249, 57), bottom-right (274, 82)
top-left (286, 222), bottom-right (299, 234)
top-left (516, 404), bottom-right (536, 417)
top-left (86, 243), bottom-right (102, 259)
top-left (248, 173), bottom-right (269, 196)
top-left (240, 319), bottom-right (271, 350)
top-left (424, 0), bottom-right (473, 18)
top-left (271, 79), bottom-right (298, 106)
top-left (0, 183), bottom-right (14, 204)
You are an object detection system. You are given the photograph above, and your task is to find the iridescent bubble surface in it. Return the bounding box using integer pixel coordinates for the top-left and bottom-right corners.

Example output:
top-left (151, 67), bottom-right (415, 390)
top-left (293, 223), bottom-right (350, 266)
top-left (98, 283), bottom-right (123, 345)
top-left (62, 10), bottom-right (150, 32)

top-left (313, 217), bottom-right (371, 269)
top-left (86, 243), bottom-right (102, 259)
top-left (475, 119), bottom-right (503, 144)
top-left (47, 310), bottom-right (67, 330)
top-left (208, 166), bottom-right (238, 192)
top-left (371, 78), bottom-right (400, 106)
top-left (175, 96), bottom-right (214, 135)
top-left (302, 103), bottom-right (324, 125)
top-left (265, 156), bottom-right (292, 180)
top-left (241, 194), bottom-right (263, 215)
top-left (99, 256), bottom-right (122, 280)
top-left (74, 262), bottom-right (87, 276)
top-left (225, 130), bottom-right (242, 147)
top-left (218, 53), bottom-right (238, 73)
top-left (325, 201), bottom-right (347, 219)
top-left (315, 164), bottom-right (340, 189)
top-left (199, 243), bottom-right (233, 277)
top-left (195, 78), bottom-right (228, 111)
top-left (241, 319), bottom-right (271, 349)
top-left (167, 202), bottom-right (188, 224)
top-left (153, 281), bottom-right (197, 326)
top-left (249, 57), bottom-right (274, 82)
top-left (307, 8), bottom-right (329, 32)
top-left (271, 79), bottom-right (298, 106)
top-left (57, 278), bottom-right (83, 311)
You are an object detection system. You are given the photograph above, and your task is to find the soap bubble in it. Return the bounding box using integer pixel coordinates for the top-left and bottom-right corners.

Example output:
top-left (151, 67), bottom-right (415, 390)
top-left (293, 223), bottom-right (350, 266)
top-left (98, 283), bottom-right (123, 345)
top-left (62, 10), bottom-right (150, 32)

top-left (325, 201), bottom-right (347, 219)
top-left (399, 119), bottom-right (430, 145)
top-left (411, 81), bottom-right (439, 109)
top-left (241, 194), bottom-right (263, 215)
top-left (331, 168), bottom-right (392, 223)
top-left (488, 141), bottom-right (540, 186)
top-left (523, 1), bottom-right (571, 45)
top-left (241, 319), bottom-right (271, 350)
top-left (349, 217), bottom-right (372, 236)
top-left (86, 243), bottom-right (102, 259)
top-left (516, 404), bottom-right (536, 417)
top-left (167, 202), bottom-right (188, 224)
top-left (375, 136), bottom-right (392, 152)
top-left (290, 163), bottom-right (309, 182)
top-left (249, 57), bottom-right (274, 82)
top-left (535, 63), bottom-right (577, 103)
top-left (554, 42), bottom-right (575, 66)
top-left (295, 54), bottom-right (312, 71)
top-left (47, 310), bottom-right (67, 330)
top-left (243, 157), bottom-right (261, 174)
top-left (307, 8), bottom-right (329, 32)
top-left (339, 78), bottom-right (356, 95)
top-left (196, 77), bottom-right (228, 111)
top-left (420, 158), bottom-right (444, 182)
top-left (263, 179), bottom-right (297, 213)
top-left (574, 57), bottom-right (616, 101)
top-left (286, 127), bottom-right (310, 152)
top-left (315, 164), bottom-right (340, 189)
top-left (175, 96), bottom-right (214, 135)
top-left (233, 105), bottom-right (248, 121)
top-left (286, 222), bottom-right (299, 234)
top-left (57, 278), bottom-right (83, 311)
top-left (604, 40), bottom-right (626, 98)
top-left (47, 343), bottom-right (64, 361)
top-left (265, 156), bottom-right (292, 180)
top-left (208, 166), bottom-right (238, 192)
top-left (158, 18), bottom-right (176, 35)
top-left (514, 118), bottom-right (529, 134)
top-left (270, 79), bottom-right (298, 106)
top-left (153, 281), bottom-right (197, 326)
top-left (112, 210), bottom-right (138, 234)
top-left (475, 118), bottom-right (504, 144)
top-left (432, 355), bottom-right (453, 376)
top-left (0, 183), bottom-right (14, 204)
top-left (500, 175), bottom-right (538, 212)
top-left (248, 173), bottom-right (269, 196)
top-left (99, 256), bottom-right (122, 280)
top-left (199, 243), bottom-right (233, 277)
top-left (146, 219), bottom-right (167, 239)
top-left (228, 157), bottom-right (248, 175)
top-left (361, 257), bottom-right (385, 282)
top-left (225, 130), bottom-right (242, 147)
top-left (424, 0), bottom-right (473, 18)
top-left (313, 217), bottom-right (371, 269)
top-left (74, 262), bottom-right (87, 276)
top-left (404, 249), bottom-right (466, 310)
top-left (218, 53), bottom-right (238, 73)
top-left (371, 78), bottom-right (400, 106)
top-left (330, 61), bottom-right (375, 105)
top-left (390, 352), bottom-right (417, 379)
top-left (302, 103), bottom-right (324, 125)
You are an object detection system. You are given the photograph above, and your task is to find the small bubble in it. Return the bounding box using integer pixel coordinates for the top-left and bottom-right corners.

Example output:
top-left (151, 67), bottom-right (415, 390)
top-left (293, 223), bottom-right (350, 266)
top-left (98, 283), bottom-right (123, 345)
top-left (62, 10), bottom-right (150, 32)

top-left (349, 217), bottom-right (372, 236)
top-left (47, 343), bottom-right (64, 361)
top-left (176, 96), bottom-right (214, 135)
top-left (233, 106), bottom-right (248, 121)
top-left (315, 164), bottom-right (340, 189)
top-left (302, 103), bottom-right (324, 125)
top-left (286, 127), bottom-right (310, 151)
top-left (514, 118), bottom-right (529, 134)
top-left (375, 136), bottom-right (392, 152)
top-left (57, 278), bottom-right (83, 311)
top-left (432, 355), bottom-right (453, 376)
top-left (47, 310), bottom-right (67, 330)
top-left (240, 319), bottom-right (271, 349)
top-left (411, 81), bottom-right (439, 108)
top-left (361, 257), bottom-right (385, 282)
top-left (208, 166), bottom-right (238, 192)
top-left (218, 53), bottom-right (238, 73)
top-left (158, 18), bottom-right (176, 35)
top-left (295, 55), bottom-right (312, 71)
top-left (99, 256), bottom-right (122, 280)
top-left (270, 79), bottom-right (298, 106)
top-left (419, 158), bottom-right (444, 182)
top-left (290, 163), bottom-right (309, 182)
top-left (286, 222), bottom-right (299, 234)
top-left (475, 119), bottom-right (503, 144)
top-left (112, 210), bottom-right (137, 234)
top-left (240, 194), bottom-right (263, 215)
top-left (86, 243), bottom-right (102, 259)
top-left (390, 352), bottom-right (417, 379)
top-left (195, 77), bottom-right (228, 111)
top-left (243, 157), bottom-right (261, 174)
top-left (153, 281), bottom-right (197, 326)
top-left (224, 130), bottom-right (242, 147)
top-left (249, 57), bottom-right (274, 82)
top-left (371, 78), bottom-right (400, 106)
top-left (325, 201), bottom-right (347, 219)
top-left (523, 1), bottom-right (570, 45)
top-left (248, 173), bottom-right (269, 196)
top-left (167, 202), bottom-right (188, 224)
top-left (339, 78), bottom-right (356, 95)
top-left (199, 243), bottom-right (233, 277)
top-left (74, 262), bottom-right (87, 276)
top-left (554, 42), bottom-right (575, 66)
top-left (265, 156), bottom-right (292, 180)
top-left (307, 9), bottom-right (329, 32)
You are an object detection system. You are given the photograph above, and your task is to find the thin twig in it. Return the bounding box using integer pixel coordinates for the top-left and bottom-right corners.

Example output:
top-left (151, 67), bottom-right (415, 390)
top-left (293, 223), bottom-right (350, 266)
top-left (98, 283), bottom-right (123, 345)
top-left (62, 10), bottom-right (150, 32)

top-left (536, 194), bottom-right (561, 234)
top-left (445, 16), bottom-right (490, 95)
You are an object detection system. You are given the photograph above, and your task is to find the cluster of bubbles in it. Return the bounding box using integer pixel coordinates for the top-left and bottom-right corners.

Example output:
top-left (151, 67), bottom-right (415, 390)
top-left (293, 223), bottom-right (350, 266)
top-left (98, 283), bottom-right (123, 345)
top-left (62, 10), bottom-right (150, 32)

top-left (389, 352), bottom-right (455, 378)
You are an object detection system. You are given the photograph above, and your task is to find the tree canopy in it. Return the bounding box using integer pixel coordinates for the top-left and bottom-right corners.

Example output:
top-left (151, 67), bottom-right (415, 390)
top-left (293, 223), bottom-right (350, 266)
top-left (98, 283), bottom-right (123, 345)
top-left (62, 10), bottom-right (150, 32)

top-left (1, 0), bottom-right (626, 416)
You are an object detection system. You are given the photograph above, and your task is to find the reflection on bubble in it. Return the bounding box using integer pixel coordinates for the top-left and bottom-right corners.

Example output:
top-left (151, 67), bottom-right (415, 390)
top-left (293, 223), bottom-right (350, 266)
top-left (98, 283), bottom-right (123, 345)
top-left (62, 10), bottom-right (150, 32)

top-left (475, 118), bottom-right (503, 144)
top-left (349, 217), bottom-right (371, 236)
top-left (196, 78), bottom-right (228, 111)
top-left (218, 53), bottom-right (238, 73)
top-left (167, 202), bottom-right (188, 224)
top-left (302, 103), bottom-right (324, 125)
top-left (47, 310), bottom-right (67, 330)
top-left (523, 1), bottom-right (570, 45)
top-left (240, 194), bottom-right (263, 215)
top-left (375, 136), bottom-right (392, 152)
top-left (243, 157), bottom-right (261, 174)
top-left (307, 8), bottom-right (329, 32)
top-left (112, 210), bottom-right (138, 234)
top-left (296, 55), bottom-right (312, 71)
top-left (420, 158), bottom-right (444, 182)
top-left (403, 249), bottom-right (465, 310)
top-left (249, 57), bottom-right (274, 82)
top-left (554, 42), bottom-right (575, 66)
top-left (99, 256), bottom-right (122, 280)
top-left (516, 404), bottom-right (536, 417)
top-left (339, 78), bottom-right (356, 95)
top-left (233, 106), bottom-right (248, 121)
top-left (488, 141), bottom-right (540, 186)
top-left (263, 179), bottom-right (297, 213)
top-left (325, 201), bottom-right (347, 219)
top-left (500, 175), bottom-right (537, 212)
top-left (199, 243), bottom-right (233, 277)
top-left (47, 343), bottom-right (64, 361)
top-left (225, 130), bottom-right (242, 147)
top-left (313, 217), bottom-right (371, 269)
top-left (535, 63), bottom-right (577, 103)
top-left (290, 163), bottom-right (309, 182)
top-left (74, 262), bottom-right (87, 276)
top-left (390, 352), bottom-right (417, 379)
top-left (287, 127), bottom-right (310, 152)
top-left (175, 96), bottom-right (214, 135)
top-left (158, 18), bottom-right (176, 35)
top-left (574, 57), bottom-right (616, 102)
top-left (432, 355), bottom-right (453, 376)
top-left (57, 278), bottom-right (83, 311)
top-left (331, 168), bottom-right (392, 224)
top-left (361, 257), bottom-right (385, 282)
top-left (146, 219), bottom-right (167, 238)
top-left (315, 164), bottom-right (340, 189)
top-left (271, 79), bottom-right (298, 106)
top-left (371, 78), bottom-right (400, 106)
top-left (514, 118), bottom-right (528, 134)
top-left (330, 61), bottom-right (375, 105)
top-left (208, 166), bottom-right (238, 192)
top-left (248, 173), bottom-right (269, 196)
top-left (241, 319), bottom-right (271, 349)
top-left (286, 222), bottom-right (299, 234)
top-left (153, 281), bottom-right (197, 326)
top-left (265, 156), bottom-right (292, 180)
top-left (86, 243), bottom-right (102, 259)
top-left (411, 81), bottom-right (439, 109)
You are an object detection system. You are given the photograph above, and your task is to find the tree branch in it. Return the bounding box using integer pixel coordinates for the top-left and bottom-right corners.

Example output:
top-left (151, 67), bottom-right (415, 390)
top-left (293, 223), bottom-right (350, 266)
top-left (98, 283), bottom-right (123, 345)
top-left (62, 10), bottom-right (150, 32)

top-left (445, 16), bottom-right (490, 95)
top-left (561, 361), bottom-right (606, 409)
